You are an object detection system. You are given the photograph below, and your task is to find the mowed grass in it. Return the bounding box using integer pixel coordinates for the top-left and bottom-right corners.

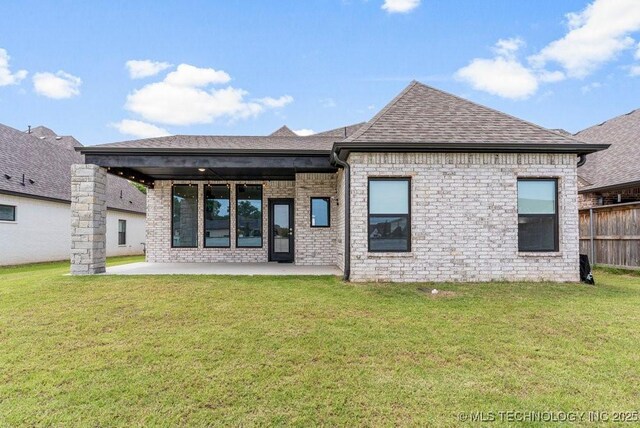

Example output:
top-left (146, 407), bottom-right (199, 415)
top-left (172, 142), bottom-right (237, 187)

top-left (0, 259), bottom-right (639, 426)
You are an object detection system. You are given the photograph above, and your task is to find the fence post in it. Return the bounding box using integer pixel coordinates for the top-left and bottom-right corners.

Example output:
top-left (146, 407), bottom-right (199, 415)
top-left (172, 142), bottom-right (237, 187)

top-left (589, 208), bottom-right (595, 265)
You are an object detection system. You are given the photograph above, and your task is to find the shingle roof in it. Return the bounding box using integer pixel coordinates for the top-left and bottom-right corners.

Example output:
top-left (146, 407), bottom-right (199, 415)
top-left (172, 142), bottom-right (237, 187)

top-left (346, 81), bottom-right (587, 145)
top-left (0, 123), bottom-right (146, 213)
top-left (576, 109), bottom-right (640, 191)
top-left (269, 125), bottom-right (297, 137)
top-left (92, 134), bottom-right (337, 151)
top-left (315, 122), bottom-right (366, 138)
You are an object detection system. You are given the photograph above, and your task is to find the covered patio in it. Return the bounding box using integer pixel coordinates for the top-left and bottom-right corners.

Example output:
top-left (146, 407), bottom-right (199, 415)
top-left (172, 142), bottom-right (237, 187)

top-left (105, 262), bottom-right (342, 276)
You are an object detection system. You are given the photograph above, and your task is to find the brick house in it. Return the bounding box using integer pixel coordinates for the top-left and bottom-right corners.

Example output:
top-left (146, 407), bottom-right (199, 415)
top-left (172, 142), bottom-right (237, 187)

top-left (576, 109), bottom-right (640, 209)
top-left (72, 81), bottom-right (607, 282)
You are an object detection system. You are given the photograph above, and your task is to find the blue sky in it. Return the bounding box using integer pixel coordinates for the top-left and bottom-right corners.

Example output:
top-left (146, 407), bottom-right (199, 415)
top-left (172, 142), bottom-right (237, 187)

top-left (1, 0), bottom-right (639, 145)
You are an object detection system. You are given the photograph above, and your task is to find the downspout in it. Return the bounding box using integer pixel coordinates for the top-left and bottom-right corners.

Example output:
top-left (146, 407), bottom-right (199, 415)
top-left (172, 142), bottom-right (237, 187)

top-left (577, 154), bottom-right (587, 167)
top-left (331, 151), bottom-right (350, 281)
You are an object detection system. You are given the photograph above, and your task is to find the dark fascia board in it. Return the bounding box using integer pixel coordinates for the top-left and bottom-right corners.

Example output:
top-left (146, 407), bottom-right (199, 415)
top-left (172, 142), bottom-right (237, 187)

top-left (578, 179), bottom-right (640, 194)
top-left (333, 141), bottom-right (611, 161)
top-left (0, 189), bottom-right (146, 214)
top-left (77, 146), bottom-right (332, 156)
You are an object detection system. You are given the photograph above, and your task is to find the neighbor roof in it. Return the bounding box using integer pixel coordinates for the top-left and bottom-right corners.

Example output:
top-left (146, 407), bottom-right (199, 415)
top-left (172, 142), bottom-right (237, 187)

top-left (576, 109), bottom-right (640, 192)
top-left (0, 123), bottom-right (146, 213)
top-left (269, 125), bottom-right (297, 137)
top-left (346, 81), bottom-right (590, 145)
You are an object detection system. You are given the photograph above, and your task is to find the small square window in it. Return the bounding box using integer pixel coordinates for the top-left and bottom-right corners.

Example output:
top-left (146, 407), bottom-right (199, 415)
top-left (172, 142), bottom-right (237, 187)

top-left (310, 197), bottom-right (330, 227)
top-left (0, 204), bottom-right (16, 221)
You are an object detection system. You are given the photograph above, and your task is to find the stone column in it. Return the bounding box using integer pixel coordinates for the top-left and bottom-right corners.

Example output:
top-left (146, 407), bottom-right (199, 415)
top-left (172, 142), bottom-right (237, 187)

top-left (71, 164), bottom-right (107, 274)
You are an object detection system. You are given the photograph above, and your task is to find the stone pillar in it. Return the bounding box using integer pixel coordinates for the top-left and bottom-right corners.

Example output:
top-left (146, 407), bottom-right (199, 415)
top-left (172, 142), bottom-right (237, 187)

top-left (71, 164), bottom-right (107, 274)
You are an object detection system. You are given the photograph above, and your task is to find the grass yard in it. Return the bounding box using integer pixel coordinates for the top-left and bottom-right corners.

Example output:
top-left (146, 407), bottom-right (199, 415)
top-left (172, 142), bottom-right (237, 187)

top-left (1, 259), bottom-right (639, 426)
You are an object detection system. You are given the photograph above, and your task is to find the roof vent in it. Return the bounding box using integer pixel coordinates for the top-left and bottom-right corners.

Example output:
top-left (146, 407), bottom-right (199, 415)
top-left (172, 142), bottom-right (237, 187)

top-left (4, 174), bottom-right (10, 180)
top-left (39, 136), bottom-right (45, 140)
top-left (29, 179), bottom-right (35, 184)
top-left (55, 136), bottom-right (62, 140)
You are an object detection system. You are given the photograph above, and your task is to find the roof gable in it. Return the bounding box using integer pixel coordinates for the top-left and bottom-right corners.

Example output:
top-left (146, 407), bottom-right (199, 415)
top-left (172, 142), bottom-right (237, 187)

top-left (346, 81), bottom-right (585, 145)
top-left (269, 125), bottom-right (297, 137)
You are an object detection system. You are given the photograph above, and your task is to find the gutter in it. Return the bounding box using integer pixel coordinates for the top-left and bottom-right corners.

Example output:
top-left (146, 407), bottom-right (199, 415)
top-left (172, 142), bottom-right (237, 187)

top-left (77, 147), bottom-right (332, 156)
top-left (330, 151), bottom-right (350, 281)
top-left (332, 141), bottom-right (610, 161)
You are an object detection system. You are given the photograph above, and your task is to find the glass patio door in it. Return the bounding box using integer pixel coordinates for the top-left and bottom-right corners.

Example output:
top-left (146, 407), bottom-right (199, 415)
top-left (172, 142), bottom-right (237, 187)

top-left (268, 199), bottom-right (294, 262)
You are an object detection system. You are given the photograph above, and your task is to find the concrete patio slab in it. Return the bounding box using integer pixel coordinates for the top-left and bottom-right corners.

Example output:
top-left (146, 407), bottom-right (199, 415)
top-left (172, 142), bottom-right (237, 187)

top-left (104, 262), bottom-right (342, 276)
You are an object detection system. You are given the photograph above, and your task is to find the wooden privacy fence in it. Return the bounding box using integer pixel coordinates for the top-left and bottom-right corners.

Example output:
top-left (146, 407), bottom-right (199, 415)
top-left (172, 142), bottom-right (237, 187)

top-left (579, 202), bottom-right (640, 268)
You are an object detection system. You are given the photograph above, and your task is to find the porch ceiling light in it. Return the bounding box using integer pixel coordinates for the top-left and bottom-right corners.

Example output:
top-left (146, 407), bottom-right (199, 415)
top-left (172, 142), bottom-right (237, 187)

top-left (198, 168), bottom-right (206, 172)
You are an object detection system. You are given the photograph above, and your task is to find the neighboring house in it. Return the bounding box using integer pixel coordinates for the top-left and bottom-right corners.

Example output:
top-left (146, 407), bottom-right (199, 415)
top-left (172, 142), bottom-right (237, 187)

top-left (0, 124), bottom-right (146, 266)
top-left (573, 110), bottom-right (640, 268)
top-left (71, 81), bottom-right (607, 281)
top-left (576, 109), bottom-right (640, 208)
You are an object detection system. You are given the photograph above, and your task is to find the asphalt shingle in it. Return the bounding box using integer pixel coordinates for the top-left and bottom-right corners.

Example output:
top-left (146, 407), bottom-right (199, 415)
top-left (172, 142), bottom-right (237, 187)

top-left (0, 123), bottom-right (146, 213)
top-left (577, 109), bottom-right (640, 191)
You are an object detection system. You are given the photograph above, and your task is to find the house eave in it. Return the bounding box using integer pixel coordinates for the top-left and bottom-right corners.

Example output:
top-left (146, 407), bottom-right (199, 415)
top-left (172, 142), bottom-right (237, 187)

top-left (332, 142), bottom-right (610, 161)
top-left (578, 179), bottom-right (640, 194)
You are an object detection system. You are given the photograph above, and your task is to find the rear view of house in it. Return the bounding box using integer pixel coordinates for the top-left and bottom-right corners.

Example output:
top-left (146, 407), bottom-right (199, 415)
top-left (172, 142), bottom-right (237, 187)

top-left (71, 81), bottom-right (607, 281)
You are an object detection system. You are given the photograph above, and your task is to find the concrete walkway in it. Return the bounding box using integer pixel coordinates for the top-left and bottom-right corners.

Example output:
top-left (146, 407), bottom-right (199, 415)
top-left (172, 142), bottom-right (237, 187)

top-left (105, 262), bottom-right (342, 276)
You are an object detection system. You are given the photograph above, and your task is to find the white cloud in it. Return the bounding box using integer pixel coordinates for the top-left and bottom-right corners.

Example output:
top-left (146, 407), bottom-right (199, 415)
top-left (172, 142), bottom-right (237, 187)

top-left (630, 65), bottom-right (640, 76)
top-left (258, 95), bottom-right (293, 108)
top-left (635, 42), bottom-right (640, 59)
top-left (293, 128), bottom-right (315, 136)
top-left (0, 48), bottom-right (27, 86)
top-left (455, 38), bottom-right (540, 99)
top-left (457, 0), bottom-right (640, 99)
top-left (580, 81), bottom-right (602, 93)
top-left (126, 60), bottom-right (172, 79)
top-left (125, 64), bottom-right (292, 126)
top-left (33, 71), bottom-right (81, 99)
top-left (529, 0), bottom-right (640, 77)
top-left (111, 119), bottom-right (171, 138)
top-left (382, 0), bottom-right (420, 14)
top-left (164, 64), bottom-right (230, 86)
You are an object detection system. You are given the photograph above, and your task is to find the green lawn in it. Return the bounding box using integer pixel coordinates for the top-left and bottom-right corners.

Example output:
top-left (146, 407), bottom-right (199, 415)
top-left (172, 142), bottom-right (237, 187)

top-left (0, 259), bottom-right (639, 426)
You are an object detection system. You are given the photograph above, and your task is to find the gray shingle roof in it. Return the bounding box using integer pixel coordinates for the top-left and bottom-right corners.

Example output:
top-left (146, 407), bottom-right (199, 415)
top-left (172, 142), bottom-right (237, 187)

top-left (0, 123), bottom-right (146, 213)
top-left (315, 122), bottom-right (366, 138)
top-left (269, 125), bottom-right (297, 137)
top-left (576, 109), bottom-right (640, 191)
top-left (92, 134), bottom-right (337, 151)
top-left (346, 81), bottom-right (587, 145)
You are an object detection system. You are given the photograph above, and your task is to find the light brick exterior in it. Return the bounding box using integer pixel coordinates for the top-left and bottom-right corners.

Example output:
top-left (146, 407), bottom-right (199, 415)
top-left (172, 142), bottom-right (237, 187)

top-left (294, 173), bottom-right (338, 265)
top-left (347, 152), bottom-right (580, 283)
top-left (146, 177), bottom-right (339, 265)
top-left (70, 164), bottom-right (107, 274)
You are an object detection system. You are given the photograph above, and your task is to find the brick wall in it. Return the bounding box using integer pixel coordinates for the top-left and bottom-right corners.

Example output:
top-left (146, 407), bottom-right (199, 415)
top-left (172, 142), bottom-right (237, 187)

top-left (294, 173), bottom-right (338, 265)
top-left (146, 178), bottom-right (340, 266)
top-left (347, 152), bottom-right (580, 283)
top-left (146, 180), bottom-right (294, 263)
top-left (579, 186), bottom-right (640, 209)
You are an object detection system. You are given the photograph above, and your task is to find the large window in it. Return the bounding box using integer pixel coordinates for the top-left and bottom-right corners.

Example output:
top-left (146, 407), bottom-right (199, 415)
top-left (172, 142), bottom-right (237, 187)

top-left (310, 197), bottom-right (330, 227)
top-left (368, 178), bottom-right (411, 252)
top-left (204, 185), bottom-right (231, 248)
top-left (118, 219), bottom-right (126, 245)
top-left (236, 184), bottom-right (262, 248)
top-left (172, 185), bottom-right (198, 248)
top-left (0, 204), bottom-right (16, 221)
top-left (518, 179), bottom-right (558, 252)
